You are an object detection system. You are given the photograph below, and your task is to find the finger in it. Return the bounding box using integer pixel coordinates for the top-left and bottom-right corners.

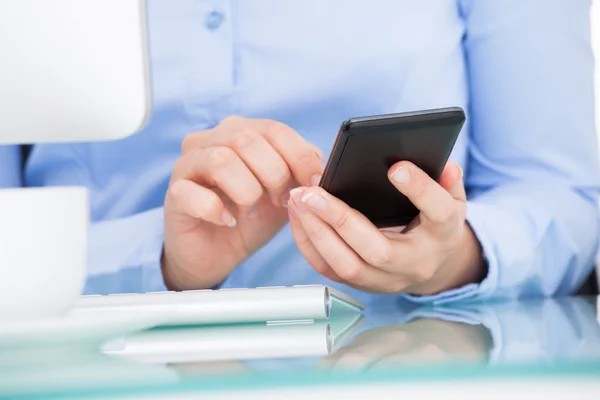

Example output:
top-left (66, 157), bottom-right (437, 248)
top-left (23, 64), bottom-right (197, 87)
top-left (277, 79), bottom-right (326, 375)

top-left (181, 130), bottom-right (212, 154)
top-left (167, 179), bottom-right (237, 227)
top-left (438, 162), bottom-right (466, 201)
top-left (449, 173), bottom-right (466, 203)
top-left (367, 344), bottom-right (448, 370)
top-left (290, 187), bottom-right (411, 272)
top-left (325, 349), bottom-right (378, 372)
top-left (203, 126), bottom-right (293, 207)
top-left (288, 203), bottom-right (344, 283)
top-left (388, 161), bottom-right (460, 229)
top-left (253, 119), bottom-right (324, 187)
top-left (173, 147), bottom-right (264, 216)
top-left (291, 194), bottom-right (397, 292)
top-left (327, 345), bottom-right (400, 372)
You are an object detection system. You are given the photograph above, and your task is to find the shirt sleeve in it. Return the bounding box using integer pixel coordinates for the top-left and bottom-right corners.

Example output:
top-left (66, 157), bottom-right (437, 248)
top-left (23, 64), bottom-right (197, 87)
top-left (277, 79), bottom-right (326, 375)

top-left (84, 207), bottom-right (168, 294)
top-left (0, 145), bottom-right (22, 188)
top-left (404, 0), bottom-right (600, 304)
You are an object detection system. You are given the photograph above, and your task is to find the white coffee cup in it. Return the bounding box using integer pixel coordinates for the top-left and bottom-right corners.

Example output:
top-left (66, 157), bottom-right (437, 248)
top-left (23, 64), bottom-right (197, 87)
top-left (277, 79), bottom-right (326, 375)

top-left (0, 187), bottom-right (88, 322)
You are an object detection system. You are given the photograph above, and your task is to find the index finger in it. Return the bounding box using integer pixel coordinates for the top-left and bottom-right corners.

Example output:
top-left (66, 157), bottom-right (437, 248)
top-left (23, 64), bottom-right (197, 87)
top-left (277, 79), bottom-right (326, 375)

top-left (251, 119), bottom-right (325, 187)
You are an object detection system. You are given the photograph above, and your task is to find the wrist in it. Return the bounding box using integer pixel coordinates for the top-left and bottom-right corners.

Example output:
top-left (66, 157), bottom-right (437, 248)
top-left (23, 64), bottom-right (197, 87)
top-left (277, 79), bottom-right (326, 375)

top-left (440, 222), bottom-right (486, 292)
top-left (161, 245), bottom-right (228, 291)
top-left (161, 246), bottom-right (181, 291)
top-left (409, 222), bottom-right (485, 296)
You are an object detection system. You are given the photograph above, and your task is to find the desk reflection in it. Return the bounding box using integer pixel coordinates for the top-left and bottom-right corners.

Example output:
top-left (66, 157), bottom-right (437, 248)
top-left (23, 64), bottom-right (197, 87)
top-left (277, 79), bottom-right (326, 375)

top-left (107, 313), bottom-right (365, 377)
top-left (0, 297), bottom-right (598, 398)
top-left (106, 296), bottom-right (600, 376)
top-left (317, 319), bottom-right (491, 372)
top-left (317, 297), bottom-right (600, 372)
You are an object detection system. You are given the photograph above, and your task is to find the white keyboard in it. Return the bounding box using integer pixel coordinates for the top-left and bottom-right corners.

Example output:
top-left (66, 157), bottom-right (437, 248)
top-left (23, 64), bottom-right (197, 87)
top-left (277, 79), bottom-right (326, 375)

top-left (74, 285), bottom-right (364, 327)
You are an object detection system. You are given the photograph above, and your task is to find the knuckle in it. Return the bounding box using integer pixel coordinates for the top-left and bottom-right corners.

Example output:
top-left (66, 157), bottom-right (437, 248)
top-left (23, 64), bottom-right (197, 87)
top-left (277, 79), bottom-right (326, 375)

top-left (310, 260), bottom-right (333, 277)
top-left (333, 210), bottom-right (351, 230)
top-left (200, 195), bottom-right (221, 217)
top-left (171, 159), bottom-right (185, 180)
top-left (181, 132), bottom-right (205, 154)
top-left (181, 135), bottom-right (194, 154)
top-left (294, 148), bottom-right (319, 167)
top-left (206, 146), bottom-right (237, 169)
top-left (171, 152), bottom-right (198, 180)
top-left (306, 225), bottom-right (328, 243)
top-left (366, 242), bottom-right (393, 268)
top-left (166, 182), bottom-right (183, 205)
top-left (231, 128), bottom-right (261, 150)
top-left (220, 115), bottom-right (245, 128)
top-left (248, 188), bottom-right (265, 205)
top-left (267, 120), bottom-right (294, 138)
top-left (337, 263), bottom-right (363, 282)
top-left (295, 232), bottom-right (314, 248)
top-left (264, 168), bottom-right (291, 189)
top-left (237, 185), bottom-right (264, 208)
top-left (411, 262), bottom-right (436, 284)
top-left (432, 204), bottom-right (459, 225)
top-left (413, 179), bottom-right (430, 201)
top-left (313, 145), bottom-right (325, 162)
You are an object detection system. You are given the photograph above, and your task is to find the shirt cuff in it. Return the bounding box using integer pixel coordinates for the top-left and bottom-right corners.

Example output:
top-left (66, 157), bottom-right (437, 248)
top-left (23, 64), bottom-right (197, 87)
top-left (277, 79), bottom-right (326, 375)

top-left (140, 211), bottom-right (168, 293)
top-left (86, 207), bottom-right (168, 294)
top-left (398, 200), bottom-right (514, 305)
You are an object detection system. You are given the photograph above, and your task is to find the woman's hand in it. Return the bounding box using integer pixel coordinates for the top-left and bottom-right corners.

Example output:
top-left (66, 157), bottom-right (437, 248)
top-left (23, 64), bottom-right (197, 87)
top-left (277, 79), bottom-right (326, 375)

top-left (288, 161), bottom-right (484, 295)
top-left (163, 116), bottom-right (324, 291)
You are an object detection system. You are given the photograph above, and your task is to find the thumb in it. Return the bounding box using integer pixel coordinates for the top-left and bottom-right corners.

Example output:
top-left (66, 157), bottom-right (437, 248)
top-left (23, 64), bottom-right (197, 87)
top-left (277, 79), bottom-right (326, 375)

top-left (439, 162), bottom-right (466, 201)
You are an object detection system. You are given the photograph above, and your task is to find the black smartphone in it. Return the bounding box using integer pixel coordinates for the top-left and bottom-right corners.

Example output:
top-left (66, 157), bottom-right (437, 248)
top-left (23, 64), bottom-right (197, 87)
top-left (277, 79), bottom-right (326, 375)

top-left (319, 107), bottom-right (465, 228)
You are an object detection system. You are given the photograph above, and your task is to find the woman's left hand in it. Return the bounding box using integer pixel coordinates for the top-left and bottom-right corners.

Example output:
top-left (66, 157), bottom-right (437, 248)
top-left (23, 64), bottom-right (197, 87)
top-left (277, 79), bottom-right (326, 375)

top-left (288, 161), bottom-right (484, 295)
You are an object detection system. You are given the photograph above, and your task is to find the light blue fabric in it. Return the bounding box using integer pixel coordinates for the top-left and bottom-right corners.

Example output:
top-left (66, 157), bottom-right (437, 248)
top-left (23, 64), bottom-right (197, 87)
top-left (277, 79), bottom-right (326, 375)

top-left (1, 0), bottom-right (598, 304)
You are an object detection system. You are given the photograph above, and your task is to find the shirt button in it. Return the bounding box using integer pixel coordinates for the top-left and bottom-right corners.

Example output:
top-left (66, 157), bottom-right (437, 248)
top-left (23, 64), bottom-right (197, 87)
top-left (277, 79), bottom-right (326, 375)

top-left (205, 11), bottom-right (225, 31)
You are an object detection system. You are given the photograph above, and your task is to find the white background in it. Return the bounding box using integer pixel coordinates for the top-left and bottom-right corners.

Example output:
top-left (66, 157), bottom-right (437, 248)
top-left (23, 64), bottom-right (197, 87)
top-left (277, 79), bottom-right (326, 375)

top-left (593, 1), bottom-right (599, 138)
top-left (591, 1), bottom-right (600, 284)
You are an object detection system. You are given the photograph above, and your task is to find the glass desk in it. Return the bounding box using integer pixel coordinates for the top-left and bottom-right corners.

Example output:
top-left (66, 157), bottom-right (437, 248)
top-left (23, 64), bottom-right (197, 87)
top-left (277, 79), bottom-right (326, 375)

top-left (1, 296), bottom-right (599, 399)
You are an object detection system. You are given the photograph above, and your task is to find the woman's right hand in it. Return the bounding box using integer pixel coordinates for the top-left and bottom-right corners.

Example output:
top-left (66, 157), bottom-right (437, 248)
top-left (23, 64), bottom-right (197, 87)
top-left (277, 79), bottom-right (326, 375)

top-left (162, 116), bottom-right (324, 290)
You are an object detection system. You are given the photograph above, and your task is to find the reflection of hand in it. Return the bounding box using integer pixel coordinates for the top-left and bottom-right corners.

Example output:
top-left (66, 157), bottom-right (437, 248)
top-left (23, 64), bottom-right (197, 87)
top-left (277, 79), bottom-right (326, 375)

top-left (288, 161), bottom-right (484, 295)
top-left (169, 360), bottom-right (252, 377)
top-left (318, 319), bottom-right (492, 372)
top-left (163, 116), bottom-right (324, 290)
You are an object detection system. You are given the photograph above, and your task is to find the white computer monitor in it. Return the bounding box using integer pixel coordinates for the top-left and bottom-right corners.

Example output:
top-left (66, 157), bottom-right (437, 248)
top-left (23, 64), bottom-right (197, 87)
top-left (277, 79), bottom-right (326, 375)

top-left (592, 1), bottom-right (600, 288)
top-left (0, 0), bottom-right (151, 145)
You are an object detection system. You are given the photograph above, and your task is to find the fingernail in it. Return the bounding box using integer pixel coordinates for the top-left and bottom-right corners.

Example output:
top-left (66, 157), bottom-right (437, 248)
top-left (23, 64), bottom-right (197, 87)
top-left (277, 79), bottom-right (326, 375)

top-left (280, 191), bottom-right (290, 208)
top-left (290, 188), bottom-right (307, 212)
top-left (310, 174), bottom-right (322, 187)
top-left (221, 210), bottom-right (237, 228)
top-left (390, 167), bottom-right (410, 184)
top-left (301, 192), bottom-right (327, 211)
top-left (457, 165), bottom-right (464, 180)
